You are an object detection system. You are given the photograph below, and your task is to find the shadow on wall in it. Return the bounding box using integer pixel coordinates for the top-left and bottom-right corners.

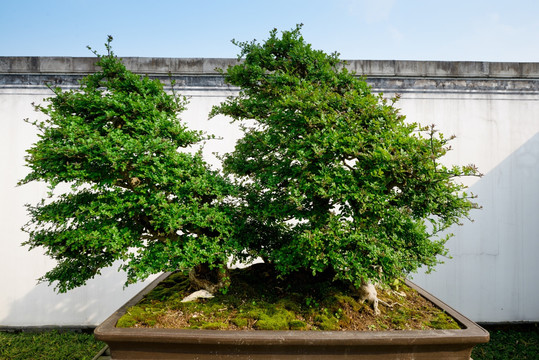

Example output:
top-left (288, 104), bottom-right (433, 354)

top-left (0, 262), bottom-right (157, 328)
top-left (413, 132), bottom-right (539, 323)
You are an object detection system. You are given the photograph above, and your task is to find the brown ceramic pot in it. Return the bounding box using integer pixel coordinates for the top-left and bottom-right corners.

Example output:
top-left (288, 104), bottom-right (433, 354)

top-left (94, 272), bottom-right (489, 359)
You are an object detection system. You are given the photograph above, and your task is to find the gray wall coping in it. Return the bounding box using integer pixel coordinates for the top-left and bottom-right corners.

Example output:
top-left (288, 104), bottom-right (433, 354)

top-left (2, 57), bottom-right (539, 79)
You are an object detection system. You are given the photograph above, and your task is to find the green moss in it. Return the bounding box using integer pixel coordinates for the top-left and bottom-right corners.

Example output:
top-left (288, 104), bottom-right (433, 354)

top-left (314, 314), bottom-right (340, 330)
top-left (289, 320), bottom-right (307, 330)
top-left (116, 317), bottom-right (137, 328)
top-left (245, 308), bottom-right (265, 320)
top-left (116, 268), bottom-right (464, 331)
top-left (275, 298), bottom-right (301, 313)
top-left (201, 322), bottom-right (228, 330)
top-left (116, 306), bottom-right (145, 328)
top-left (116, 305), bottom-right (162, 328)
top-left (253, 307), bottom-right (296, 330)
top-left (425, 312), bottom-right (461, 330)
top-left (389, 307), bottom-right (410, 329)
top-left (232, 317), bottom-right (248, 327)
top-left (334, 294), bottom-right (359, 310)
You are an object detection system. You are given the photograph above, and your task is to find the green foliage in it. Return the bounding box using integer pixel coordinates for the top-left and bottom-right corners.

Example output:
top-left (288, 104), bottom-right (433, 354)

top-left (20, 29), bottom-right (480, 295)
top-left (211, 25), bottom-right (481, 287)
top-left (19, 36), bottom-right (237, 292)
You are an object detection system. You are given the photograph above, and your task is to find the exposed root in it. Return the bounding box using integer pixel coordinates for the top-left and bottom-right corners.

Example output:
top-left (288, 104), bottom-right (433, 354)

top-left (354, 281), bottom-right (405, 315)
top-left (188, 263), bottom-right (230, 293)
top-left (378, 299), bottom-right (403, 309)
top-left (181, 289), bottom-right (215, 303)
top-left (356, 281), bottom-right (380, 315)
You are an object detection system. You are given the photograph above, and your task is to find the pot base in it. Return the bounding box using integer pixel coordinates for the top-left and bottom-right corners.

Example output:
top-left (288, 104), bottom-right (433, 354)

top-left (95, 273), bottom-right (488, 359)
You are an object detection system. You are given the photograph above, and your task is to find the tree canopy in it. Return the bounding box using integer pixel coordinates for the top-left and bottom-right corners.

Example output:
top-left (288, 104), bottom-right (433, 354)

top-left (211, 25), bottom-right (480, 288)
top-left (20, 29), bottom-right (480, 293)
top-left (20, 37), bottom-right (237, 292)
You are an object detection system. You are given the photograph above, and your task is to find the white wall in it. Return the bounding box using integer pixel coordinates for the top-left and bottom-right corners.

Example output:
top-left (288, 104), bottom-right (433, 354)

top-left (0, 86), bottom-right (239, 327)
top-left (0, 87), bottom-right (152, 326)
top-left (1, 58), bottom-right (538, 326)
top-left (402, 92), bottom-right (539, 323)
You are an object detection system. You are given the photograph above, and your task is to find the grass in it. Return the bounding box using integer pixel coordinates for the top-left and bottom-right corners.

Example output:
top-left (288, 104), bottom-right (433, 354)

top-left (472, 324), bottom-right (539, 360)
top-left (0, 329), bottom-right (105, 360)
top-left (0, 324), bottom-right (537, 359)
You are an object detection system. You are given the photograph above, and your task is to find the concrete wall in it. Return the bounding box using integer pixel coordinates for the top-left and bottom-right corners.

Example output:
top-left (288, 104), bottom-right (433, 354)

top-left (1, 57), bottom-right (538, 326)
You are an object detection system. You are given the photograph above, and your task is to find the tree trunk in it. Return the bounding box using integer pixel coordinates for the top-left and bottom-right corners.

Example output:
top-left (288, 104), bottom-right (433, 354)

top-left (188, 263), bottom-right (230, 293)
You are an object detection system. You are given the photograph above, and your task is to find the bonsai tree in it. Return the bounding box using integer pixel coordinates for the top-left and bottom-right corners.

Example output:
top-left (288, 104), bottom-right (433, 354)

top-left (19, 37), bottom-right (237, 293)
top-left (211, 26), bottom-right (480, 308)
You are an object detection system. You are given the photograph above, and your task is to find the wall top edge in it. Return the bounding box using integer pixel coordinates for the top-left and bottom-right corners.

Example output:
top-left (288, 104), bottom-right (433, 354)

top-left (2, 57), bottom-right (539, 79)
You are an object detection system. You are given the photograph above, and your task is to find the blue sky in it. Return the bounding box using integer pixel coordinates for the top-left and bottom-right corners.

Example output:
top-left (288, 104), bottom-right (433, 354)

top-left (1, 0), bottom-right (538, 62)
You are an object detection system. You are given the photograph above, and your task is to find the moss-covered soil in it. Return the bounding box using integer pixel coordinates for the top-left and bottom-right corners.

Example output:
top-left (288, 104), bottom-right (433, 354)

top-left (117, 263), bottom-right (461, 331)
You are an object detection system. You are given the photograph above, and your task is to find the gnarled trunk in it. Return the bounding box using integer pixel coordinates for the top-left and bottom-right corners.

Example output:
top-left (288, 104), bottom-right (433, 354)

top-left (188, 263), bottom-right (230, 293)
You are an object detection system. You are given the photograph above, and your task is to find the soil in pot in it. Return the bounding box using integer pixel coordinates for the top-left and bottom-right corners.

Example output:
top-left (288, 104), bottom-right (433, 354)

top-left (116, 263), bottom-right (461, 332)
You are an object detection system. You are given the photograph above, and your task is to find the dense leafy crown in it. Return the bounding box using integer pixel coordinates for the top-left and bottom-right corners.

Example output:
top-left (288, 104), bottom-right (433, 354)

top-left (20, 37), bottom-right (236, 292)
top-left (21, 30), bottom-right (480, 293)
top-left (211, 26), bottom-right (480, 287)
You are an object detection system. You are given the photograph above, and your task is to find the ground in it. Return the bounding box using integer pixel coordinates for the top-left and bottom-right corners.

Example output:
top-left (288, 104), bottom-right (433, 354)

top-left (116, 263), bottom-right (461, 331)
